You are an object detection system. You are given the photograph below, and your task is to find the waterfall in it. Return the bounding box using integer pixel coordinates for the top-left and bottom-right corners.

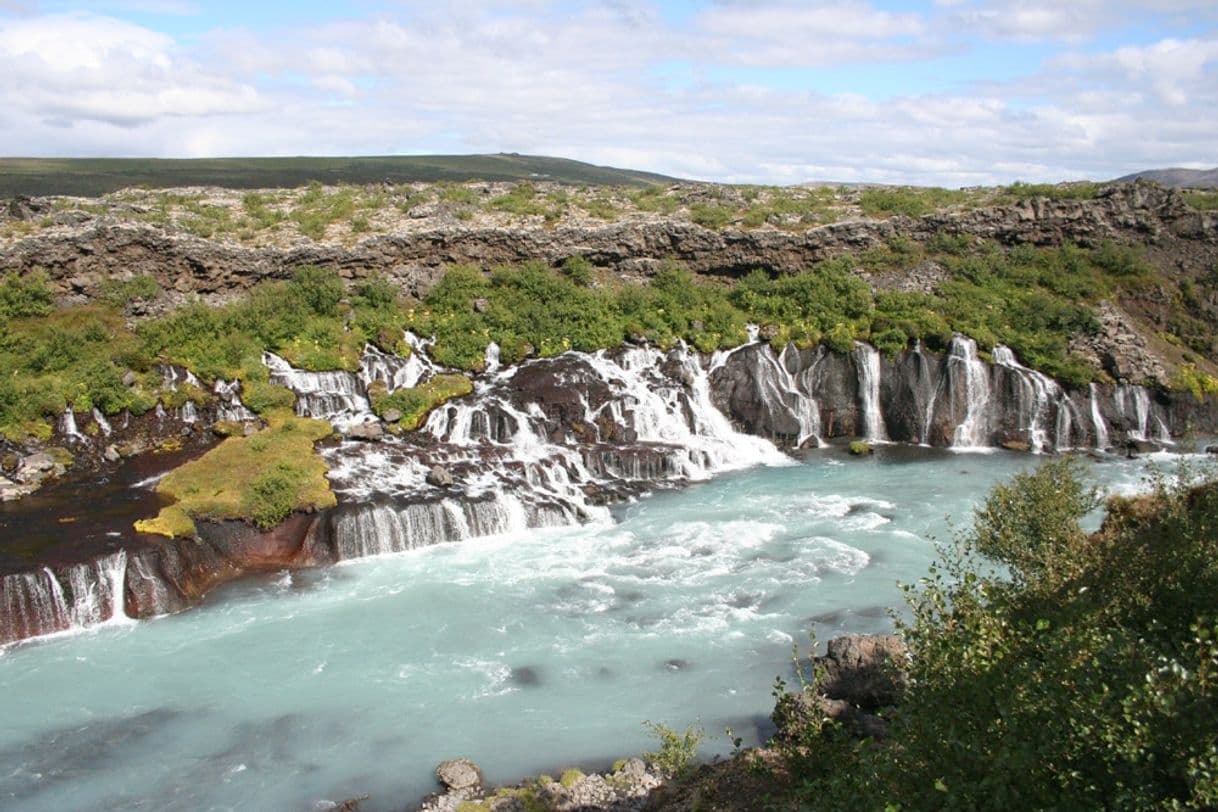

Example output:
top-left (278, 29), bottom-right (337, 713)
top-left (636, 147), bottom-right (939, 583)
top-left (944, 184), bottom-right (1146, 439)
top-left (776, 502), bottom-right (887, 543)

top-left (264, 351), bottom-right (373, 426)
top-left (914, 341), bottom-right (943, 446)
top-left (360, 336), bottom-right (439, 393)
top-left (324, 342), bottom-right (791, 569)
top-left (0, 551), bottom-right (130, 646)
top-left (330, 495), bottom-right (558, 561)
top-left (58, 408), bottom-right (88, 444)
top-left (484, 342), bottom-right (501, 375)
top-left (591, 346), bottom-right (791, 473)
top-left (992, 345), bottom-right (1075, 452)
top-left (214, 380), bottom-right (256, 423)
top-left (854, 342), bottom-right (887, 443)
top-left (160, 365), bottom-right (202, 391)
top-left (947, 336), bottom-right (992, 449)
top-left (1115, 384), bottom-right (1164, 442)
top-left (91, 408), bottom-right (113, 437)
top-left (1089, 383), bottom-right (1110, 448)
top-left (710, 342), bottom-right (821, 448)
top-left (180, 401), bottom-right (198, 424)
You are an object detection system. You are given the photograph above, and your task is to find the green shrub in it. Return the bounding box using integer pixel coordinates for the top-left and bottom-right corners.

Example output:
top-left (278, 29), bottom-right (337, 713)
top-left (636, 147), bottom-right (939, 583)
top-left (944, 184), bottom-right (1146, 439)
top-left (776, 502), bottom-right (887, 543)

top-left (780, 461), bottom-right (1218, 810)
top-left (561, 256), bottom-right (595, 287)
top-left (643, 721), bottom-right (704, 777)
top-left (0, 269), bottom-right (54, 319)
top-left (97, 274), bottom-right (161, 307)
top-left (1185, 191), bottom-right (1218, 211)
top-left (248, 465), bottom-right (301, 529)
top-left (996, 181), bottom-right (1102, 202)
top-left (859, 187), bottom-right (969, 218)
top-left (690, 204), bottom-right (733, 229)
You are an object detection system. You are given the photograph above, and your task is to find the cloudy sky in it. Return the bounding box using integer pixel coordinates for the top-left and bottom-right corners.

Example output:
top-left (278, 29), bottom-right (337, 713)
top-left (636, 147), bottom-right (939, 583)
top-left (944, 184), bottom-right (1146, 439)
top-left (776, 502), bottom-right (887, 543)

top-left (0, 1), bottom-right (1215, 185)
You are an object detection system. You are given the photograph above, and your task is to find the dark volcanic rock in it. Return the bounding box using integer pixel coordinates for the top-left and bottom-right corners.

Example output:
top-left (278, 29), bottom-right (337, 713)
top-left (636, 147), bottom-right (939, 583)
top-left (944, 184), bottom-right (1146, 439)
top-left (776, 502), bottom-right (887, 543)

top-left (816, 634), bottom-right (908, 709)
top-left (6, 184), bottom-right (1214, 310)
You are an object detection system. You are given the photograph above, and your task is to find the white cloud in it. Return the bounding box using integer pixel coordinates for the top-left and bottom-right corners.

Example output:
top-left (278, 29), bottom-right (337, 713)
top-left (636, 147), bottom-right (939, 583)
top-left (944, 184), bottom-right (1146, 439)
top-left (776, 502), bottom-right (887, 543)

top-left (0, 13), bottom-right (262, 126)
top-left (945, 0), bottom-right (1218, 43)
top-left (0, 3), bottom-right (1213, 185)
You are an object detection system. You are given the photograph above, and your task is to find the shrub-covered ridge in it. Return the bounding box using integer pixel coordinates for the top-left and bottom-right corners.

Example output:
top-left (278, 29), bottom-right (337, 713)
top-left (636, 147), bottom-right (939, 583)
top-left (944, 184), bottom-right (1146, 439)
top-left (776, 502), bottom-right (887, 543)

top-left (768, 458), bottom-right (1218, 810)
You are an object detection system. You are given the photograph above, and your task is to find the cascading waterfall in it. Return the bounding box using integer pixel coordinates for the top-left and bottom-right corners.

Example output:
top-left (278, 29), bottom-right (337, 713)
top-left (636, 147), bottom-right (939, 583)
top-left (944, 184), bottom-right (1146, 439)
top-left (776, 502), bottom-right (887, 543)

top-left (591, 345), bottom-right (792, 473)
top-left (914, 341), bottom-right (944, 446)
top-left (214, 380), bottom-right (256, 423)
top-left (853, 342), bottom-right (887, 443)
top-left (991, 345), bottom-right (1075, 452)
top-left (1115, 385), bottom-right (1142, 441)
top-left (324, 342), bottom-right (791, 564)
top-left (264, 351), bottom-right (373, 425)
top-left (947, 336), bottom-right (992, 449)
top-left (1114, 384), bottom-right (1171, 443)
top-left (3, 331), bottom-right (1193, 647)
top-left (0, 551), bottom-right (130, 645)
top-left (360, 334), bottom-right (439, 393)
top-left (91, 408), bottom-right (112, 437)
top-left (484, 342), bottom-right (501, 375)
top-left (57, 408), bottom-right (88, 444)
top-left (708, 340), bottom-right (822, 448)
top-left (330, 495), bottom-right (557, 560)
top-left (1089, 383), bottom-right (1111, 449)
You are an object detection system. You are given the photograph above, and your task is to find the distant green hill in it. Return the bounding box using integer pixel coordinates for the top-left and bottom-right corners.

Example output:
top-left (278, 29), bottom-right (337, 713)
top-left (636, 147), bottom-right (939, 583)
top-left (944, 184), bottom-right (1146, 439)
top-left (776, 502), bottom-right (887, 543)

top-left (0, 154), bottom-right (683, 197)
top-left (1114, 166), bottom-right (1218, 187)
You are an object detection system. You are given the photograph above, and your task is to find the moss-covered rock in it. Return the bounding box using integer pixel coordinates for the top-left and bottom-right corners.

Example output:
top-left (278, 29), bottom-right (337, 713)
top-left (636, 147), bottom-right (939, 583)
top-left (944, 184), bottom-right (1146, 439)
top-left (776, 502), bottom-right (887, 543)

top-left (134, 409), bottom-right (335, 538)
top-left (369, 374), bottom-right (473, 431)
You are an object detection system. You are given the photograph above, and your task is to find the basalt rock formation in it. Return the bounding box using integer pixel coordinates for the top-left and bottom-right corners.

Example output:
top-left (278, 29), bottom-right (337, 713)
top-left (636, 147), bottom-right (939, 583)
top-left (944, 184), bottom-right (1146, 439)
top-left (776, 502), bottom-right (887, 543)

top-left (3, 184), bottom-right (1215, 302)
top-left (3, 332), bottom-right (1211, 647)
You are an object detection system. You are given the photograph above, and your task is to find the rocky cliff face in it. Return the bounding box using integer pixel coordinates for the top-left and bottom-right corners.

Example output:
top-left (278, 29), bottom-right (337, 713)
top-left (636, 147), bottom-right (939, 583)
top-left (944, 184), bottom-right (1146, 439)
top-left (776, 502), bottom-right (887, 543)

top-left (3, 183), bottom-right (1215, 301)
top-left (4, 336), bottom-right (1212, 647)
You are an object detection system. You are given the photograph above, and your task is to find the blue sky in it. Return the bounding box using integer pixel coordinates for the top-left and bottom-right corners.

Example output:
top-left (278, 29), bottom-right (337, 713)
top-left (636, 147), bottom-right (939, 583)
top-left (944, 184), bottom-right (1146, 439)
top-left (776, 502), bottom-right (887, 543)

top-left (0, 1), bottom-right (1215, 185)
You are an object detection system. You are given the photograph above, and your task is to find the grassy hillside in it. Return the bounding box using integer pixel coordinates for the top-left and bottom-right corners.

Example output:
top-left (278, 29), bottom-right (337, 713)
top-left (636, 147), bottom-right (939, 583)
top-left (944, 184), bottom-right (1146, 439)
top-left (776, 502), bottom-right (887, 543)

top-left (0, 154), bottom-right (682, 197)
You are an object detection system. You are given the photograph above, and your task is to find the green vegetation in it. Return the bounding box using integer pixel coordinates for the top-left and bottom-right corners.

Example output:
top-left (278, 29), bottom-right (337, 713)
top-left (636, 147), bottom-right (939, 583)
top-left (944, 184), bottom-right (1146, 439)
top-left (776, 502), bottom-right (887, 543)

top-left (859, 186), bottom-right (972, 218)
top-left (135, 409), bottom-right (335, 538)
top-left (993, 180), bottom-right (1103, 203)
top-left (96, 274), bottom-right (162, 308)
top-left (1173, 363), bottom-right (1218, 402)
top-left (369, 374), bottom-right (473, 430)
top-left (775, 458), bottom-right (1218, 809)
top-left (2, 228), bottom-right (1212, 444)
top-left (1185, 190), bottom-right (1218, 211)
top-left (3, 233), bottom-right (1201, 443)
top-left (0, 155), bottom-right (680, 197)
top-left (689, 204), bottom-right (735, 229)
top-left (0, 264), bottom-right (414, 441)
top-left (290, 183), bottom-right (361, 240)
top-left (847, 440), bottom-right (873, 456)
top-left (739, 187), bottom-right (837, 229)
top-left (643, 720), bottom-right (705, 777)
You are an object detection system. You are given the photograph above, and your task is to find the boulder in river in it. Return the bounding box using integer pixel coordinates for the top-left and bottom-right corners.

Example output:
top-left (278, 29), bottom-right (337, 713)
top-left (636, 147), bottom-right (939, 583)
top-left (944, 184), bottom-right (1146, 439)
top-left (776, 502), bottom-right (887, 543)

top-left (426, 464), bottom-right (455, 488)
top-left (816, 634), bottom-right (908, 709)
top-left (345, 422), bottom-right (383, 441)
top-left (436, 758), bottom-right (482, 791)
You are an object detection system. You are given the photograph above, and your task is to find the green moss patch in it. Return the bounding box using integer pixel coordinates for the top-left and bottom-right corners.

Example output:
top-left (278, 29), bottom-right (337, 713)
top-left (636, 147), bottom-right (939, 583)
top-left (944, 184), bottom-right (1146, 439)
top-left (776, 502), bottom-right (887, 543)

top-left (369, 374), bottom-right (473, 430)
top-left (134, 410), bottom-right (336, 538)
